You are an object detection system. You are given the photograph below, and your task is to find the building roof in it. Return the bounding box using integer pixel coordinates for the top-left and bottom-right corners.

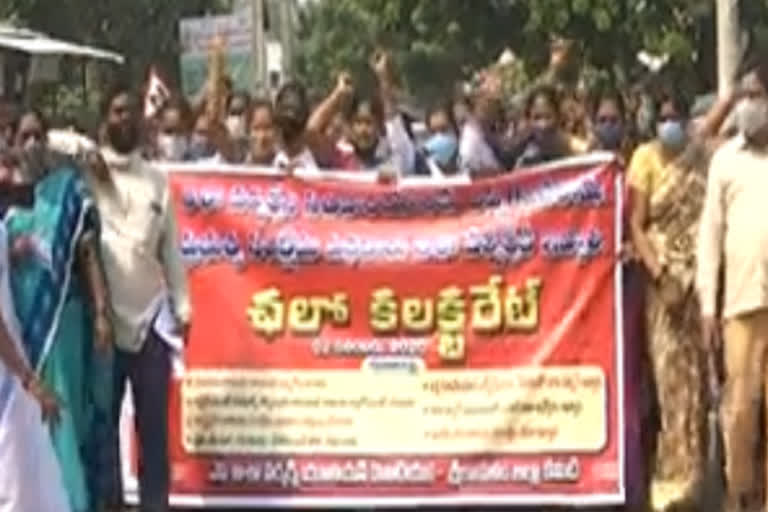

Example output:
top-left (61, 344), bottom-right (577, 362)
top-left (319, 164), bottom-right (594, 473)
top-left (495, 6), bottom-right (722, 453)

top-left (0, 24), bottom-right (123, 63)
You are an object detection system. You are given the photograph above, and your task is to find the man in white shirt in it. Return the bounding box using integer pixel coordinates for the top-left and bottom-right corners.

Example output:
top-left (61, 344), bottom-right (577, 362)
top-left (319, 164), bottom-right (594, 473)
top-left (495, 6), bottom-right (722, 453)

top-left (95, 86), bottom-right (191, 512)
top-left (697, 63), bottom-right (768, 511)
top-left (458, 92), bottom-right (505, 176)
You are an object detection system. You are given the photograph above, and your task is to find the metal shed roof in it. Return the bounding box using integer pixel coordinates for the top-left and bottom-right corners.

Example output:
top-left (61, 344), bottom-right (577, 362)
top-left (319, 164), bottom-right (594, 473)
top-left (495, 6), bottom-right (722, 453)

top-left (0, 25), bottom-right (123, 63)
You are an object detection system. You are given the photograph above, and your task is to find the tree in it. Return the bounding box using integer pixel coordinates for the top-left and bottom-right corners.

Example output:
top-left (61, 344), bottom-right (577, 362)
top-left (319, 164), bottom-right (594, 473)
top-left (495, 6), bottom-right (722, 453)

top-left (296, 0), bottom-right (526, 103)
top-left (296, 0), bottom-right (762, 101)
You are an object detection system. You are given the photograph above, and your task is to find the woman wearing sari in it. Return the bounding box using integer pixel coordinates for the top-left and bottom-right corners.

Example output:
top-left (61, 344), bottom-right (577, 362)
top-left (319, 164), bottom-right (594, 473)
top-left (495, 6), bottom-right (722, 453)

top-left (628, 89), bottom-right (741, 511)
top-left (0, 157), bottom-right (71, 512)
top-left (6, 110), bottom-right (113, 512)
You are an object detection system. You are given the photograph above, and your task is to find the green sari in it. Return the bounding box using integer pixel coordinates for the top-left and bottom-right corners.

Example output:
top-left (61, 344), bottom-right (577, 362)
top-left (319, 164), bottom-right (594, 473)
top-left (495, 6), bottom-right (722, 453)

top-left (5, 166), bottom-right (112, 512)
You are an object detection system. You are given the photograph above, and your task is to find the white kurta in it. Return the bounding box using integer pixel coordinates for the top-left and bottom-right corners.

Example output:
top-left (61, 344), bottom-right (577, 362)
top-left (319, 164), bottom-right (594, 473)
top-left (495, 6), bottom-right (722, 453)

top-left (0, 222), bottom-right (71, 512)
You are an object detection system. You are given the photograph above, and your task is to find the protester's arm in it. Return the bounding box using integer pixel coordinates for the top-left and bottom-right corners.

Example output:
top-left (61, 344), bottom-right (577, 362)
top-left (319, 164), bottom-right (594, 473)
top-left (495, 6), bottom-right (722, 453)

top-left (696, 151), bottom-right (726, 318)
top-left (205, 116), bottom-right (237, 163)
top-left (77, 228), bottom-right (113, 354)
top-left (190, 83), bottom-right (208, 119)
top-left (627, 146), bottom-right (664, 279)
top-left (0, 317), bottom-right (34, 389)
top-left (373, 51), bottom-right (416, 174)
top-left (507, 41), bottom-right (567, 110)
top-left (306, 73), bottom-right (354, 165)
top-left (694, 89), bottom-right (744, 141)
top-left (159, 186), bottom-right (192, 331)
top-left (0, 251), bottom-right (59, 422)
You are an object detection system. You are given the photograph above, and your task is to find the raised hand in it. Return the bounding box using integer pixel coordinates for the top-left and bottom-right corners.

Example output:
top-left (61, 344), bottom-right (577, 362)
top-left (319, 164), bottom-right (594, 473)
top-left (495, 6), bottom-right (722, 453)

top-left (371, 50), bottom-right (394, 81)
top-left (334, 71), bottom-right (354, 98)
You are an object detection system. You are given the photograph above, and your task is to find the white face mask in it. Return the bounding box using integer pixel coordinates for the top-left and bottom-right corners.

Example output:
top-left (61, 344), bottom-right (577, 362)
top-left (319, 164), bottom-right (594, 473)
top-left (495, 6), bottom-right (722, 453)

top-left (226, 115), bottom-right (247, 139)
top-left (156, 134), bottom-right (188, 161)
top-left (736, 98), bottom-right (768, 138)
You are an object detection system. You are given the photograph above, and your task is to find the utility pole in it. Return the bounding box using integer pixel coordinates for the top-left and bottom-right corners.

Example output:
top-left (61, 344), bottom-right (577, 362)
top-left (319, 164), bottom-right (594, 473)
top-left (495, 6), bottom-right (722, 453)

top-left (251, 0), bottom-right (267, 94)
top-left (279, 0), bottom-right (297, 79)
top-left (716, 0), bottom-right (742, 96)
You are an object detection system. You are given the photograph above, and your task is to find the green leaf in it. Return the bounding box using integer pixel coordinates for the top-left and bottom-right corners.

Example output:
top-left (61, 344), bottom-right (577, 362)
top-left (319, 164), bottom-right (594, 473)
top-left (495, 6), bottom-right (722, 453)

top-left (572, 0), bottom-right (590, 15)
top-left (593, 8), bottom-right (612, 31)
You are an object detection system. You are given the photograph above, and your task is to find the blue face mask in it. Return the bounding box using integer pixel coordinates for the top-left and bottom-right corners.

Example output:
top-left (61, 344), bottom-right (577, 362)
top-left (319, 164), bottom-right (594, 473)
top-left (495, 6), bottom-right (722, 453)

top-left (594, 120), bottom-right (624, 150)
top-left (424, 132), bottom-right (458, 167)
top-left (188, 134), bottom-right (215, 159)
top-left (657, 120), bottom-right (686, 149)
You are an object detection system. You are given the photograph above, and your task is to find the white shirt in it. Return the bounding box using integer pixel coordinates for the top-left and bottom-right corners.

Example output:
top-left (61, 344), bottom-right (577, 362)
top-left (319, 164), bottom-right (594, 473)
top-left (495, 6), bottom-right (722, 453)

top-left (697, 135), bottom-right (768, 318)
top-left (273, 147), bottom-right (320, 174)
top-left (459, 117), bottom-right (502, 176)
top-left (91, 147), bottom-right (191, 352)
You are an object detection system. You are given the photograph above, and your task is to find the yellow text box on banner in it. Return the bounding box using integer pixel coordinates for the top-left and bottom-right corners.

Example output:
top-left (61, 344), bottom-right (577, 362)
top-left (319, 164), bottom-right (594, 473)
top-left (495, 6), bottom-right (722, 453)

top-left (182, 366), bottom-right (606, 455)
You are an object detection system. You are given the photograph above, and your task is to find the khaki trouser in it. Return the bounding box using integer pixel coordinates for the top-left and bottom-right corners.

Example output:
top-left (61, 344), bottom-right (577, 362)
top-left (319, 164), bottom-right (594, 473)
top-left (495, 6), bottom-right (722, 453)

top-left (722, 309), bottom-right (768, 499)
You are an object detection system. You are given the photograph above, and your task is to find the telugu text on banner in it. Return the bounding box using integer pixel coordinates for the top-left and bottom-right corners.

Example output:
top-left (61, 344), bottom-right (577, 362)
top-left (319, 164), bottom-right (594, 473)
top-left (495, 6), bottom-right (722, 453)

top-left (121, 154), bottom-right (625, 508)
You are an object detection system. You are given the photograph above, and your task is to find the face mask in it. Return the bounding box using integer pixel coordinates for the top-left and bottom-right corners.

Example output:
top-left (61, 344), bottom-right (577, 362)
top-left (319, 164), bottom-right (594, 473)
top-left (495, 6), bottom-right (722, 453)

top-left (531, 121), bottom-right (557, 144)
top-left (657, 120), bottom-right (686, 150)
top-left (736, 98), bottom-right (768, 138)
top-left (594, 120), bottom-right (624, 150)
top-left (226, 116), bottom-right (247, 139)
top-left (424, 133), bottom-right (458, 167)
top-left (188, 134), bottom-right (215, 159)
top-left (156, 134), bottom-right (188, 161)
top-left (107, 122), bottom-right (139, 154)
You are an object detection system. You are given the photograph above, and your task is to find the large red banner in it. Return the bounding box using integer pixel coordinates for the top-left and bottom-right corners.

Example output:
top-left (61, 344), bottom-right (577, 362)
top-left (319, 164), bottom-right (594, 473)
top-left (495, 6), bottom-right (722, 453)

top-left (121, 155), bottom-right (625, 508)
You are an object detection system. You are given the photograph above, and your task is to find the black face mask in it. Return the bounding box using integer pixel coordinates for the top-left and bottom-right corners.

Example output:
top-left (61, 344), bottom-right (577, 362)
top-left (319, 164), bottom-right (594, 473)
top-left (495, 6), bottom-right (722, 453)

top-left (106, 122), bottom-right (139, 154)
top-left (531, 123), bottom-right (557, 144)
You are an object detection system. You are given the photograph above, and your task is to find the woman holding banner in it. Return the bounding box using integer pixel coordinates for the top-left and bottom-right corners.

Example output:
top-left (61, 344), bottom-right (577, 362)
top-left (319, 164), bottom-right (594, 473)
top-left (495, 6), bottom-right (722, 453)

top-left (6, 109), bottom-right (114, 512)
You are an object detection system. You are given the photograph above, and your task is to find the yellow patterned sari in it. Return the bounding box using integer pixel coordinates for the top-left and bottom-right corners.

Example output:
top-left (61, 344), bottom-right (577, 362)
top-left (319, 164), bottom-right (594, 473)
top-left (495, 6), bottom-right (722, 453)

top-left (628, 140), bottom-right (711, 511)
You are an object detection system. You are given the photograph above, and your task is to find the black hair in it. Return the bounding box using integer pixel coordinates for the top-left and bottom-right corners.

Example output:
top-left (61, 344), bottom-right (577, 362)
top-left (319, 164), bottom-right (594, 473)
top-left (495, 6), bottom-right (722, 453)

top-left (158, 95), bottom-right (192, 125)
top-left (227, 90), bottom-right (252, 111)
top-left (589, 86), bottom-right (626, 119)
top-left (100, 82), bottom-right (134, 117)
top-left (525, 85), bottom-right (560, 119)
top-left (425, 101), bottom-right (458, 134)
top-left (344, 92), bottom-right (384, 124)
top-left (654, 88), bottom-right (689, 119)
top-left (276, 81), bottom-right (308, 109)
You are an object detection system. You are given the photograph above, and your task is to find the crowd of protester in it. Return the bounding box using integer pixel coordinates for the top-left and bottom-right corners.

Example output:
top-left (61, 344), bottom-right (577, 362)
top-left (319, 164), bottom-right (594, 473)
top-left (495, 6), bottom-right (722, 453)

top-left (1, 38), bottom-right (768, 512)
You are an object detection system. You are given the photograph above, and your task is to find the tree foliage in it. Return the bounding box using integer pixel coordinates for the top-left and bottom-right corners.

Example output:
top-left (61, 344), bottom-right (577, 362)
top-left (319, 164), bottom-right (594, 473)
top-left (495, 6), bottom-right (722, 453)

top-left (296, 0), bottom-right (526, 102)
top-left (297, 0), bottom-right (768, 100)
